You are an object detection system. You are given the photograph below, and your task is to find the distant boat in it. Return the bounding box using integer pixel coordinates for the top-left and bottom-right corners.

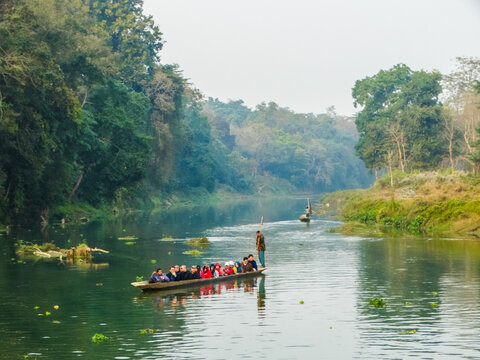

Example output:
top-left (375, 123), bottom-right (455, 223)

top-left (131, 268), bottom-right (267, 292)
top-left (299, 199), bottom-right (312, 222)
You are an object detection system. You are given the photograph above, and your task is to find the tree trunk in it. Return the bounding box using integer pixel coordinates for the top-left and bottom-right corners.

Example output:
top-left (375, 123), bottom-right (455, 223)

top-left (68, 171), bottom-right (84, 201)
top-left (448, 136), bottom-right (454, 170)
top-left (386, 151), bottom-right (394, 187)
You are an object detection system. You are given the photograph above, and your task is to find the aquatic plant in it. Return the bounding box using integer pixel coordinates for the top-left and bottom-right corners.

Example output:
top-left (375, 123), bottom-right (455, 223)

top-left (183, 250), bottom-right (203, 257)
top-left (186, 236), bottom-right (210, 249)
top-left (140, 328), bottom-right (156, 335)
top-left (136, 276), bottom-right (143, 282)
top-left (402, 329), bottom-right (417, 334)
top-left (299, 300), bottom-right (304, 304)
top-left (405, 301), bottom-right (414, 306)
top-left (368, 298), bottom-right (386, 307)
top-left (124, 241), bottom-right (135, 245)
top-left (431, 303), bottom-right (438, 307)
top-left (91, 333), bottom-right (109, 344)
top-left (118, 236), bottom-right (138, 241)
top-left (151, 259), bottom-right (157, 264)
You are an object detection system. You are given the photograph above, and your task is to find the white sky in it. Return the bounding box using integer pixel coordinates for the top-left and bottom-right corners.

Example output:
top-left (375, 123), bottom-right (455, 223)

top-left (143, 0), bottom-right (480, 116)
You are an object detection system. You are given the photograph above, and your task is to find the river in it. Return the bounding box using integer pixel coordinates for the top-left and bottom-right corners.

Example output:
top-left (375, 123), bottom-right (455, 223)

top-left (1, 197), bottom-right (480, 359)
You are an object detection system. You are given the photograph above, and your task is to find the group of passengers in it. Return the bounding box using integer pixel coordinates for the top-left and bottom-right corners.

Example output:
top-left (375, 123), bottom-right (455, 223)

top-left (149, 254), bottom-right (259, 283)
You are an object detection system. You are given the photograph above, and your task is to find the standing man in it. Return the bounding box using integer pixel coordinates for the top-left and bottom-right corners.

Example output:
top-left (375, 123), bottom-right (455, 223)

top-left (256, 229), bottom-right (266, 268)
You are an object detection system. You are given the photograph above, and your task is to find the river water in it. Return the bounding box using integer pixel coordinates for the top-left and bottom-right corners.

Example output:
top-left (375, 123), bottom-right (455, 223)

top-left (1, 197), bottom-right (480, 359)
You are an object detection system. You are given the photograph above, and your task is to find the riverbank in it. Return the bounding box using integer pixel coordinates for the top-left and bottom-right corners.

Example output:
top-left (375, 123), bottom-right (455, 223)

top-left (320, 171), bottom-right (480, 238)
top-left (32, 179), bottom-right (296, 227)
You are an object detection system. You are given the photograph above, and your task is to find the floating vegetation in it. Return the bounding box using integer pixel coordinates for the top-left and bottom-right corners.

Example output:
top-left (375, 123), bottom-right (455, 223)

top-left (45, 311), bottom-right (51, 316)
top-left (34, 306), bottom-right (40, 310)
top-left (151, 259), bottom-right (157, 264)
top-left (91, 333), bottom-right (109, 344)
top-left (431, 303), bottom-right (439, 308)
top-left (136, 276), bottom-right (143, 282)
top-left (182, 250), bottom-right (203, 257)
top-left (299, 300), bottom-right (304, 304)
top-left (402, 329), bottom-right (417, 334)
top-left (405, 301), bottom-right (414, 306)
top-left (168, 251), bottom-right (172, 255)
top-left (118, 236), bottom-right (138, 241)
top-left (368, 298), bottom-right (386, 307)
top-left (52, 320), bottom-right (61, 324)
top-left (186, 236), bottom-right (210, 249)
top-left (432, 291), bottom-right (438, 296)
top-left (16, 242), bottom-right (109, 263)
top-left (96, 283), bottom-right (103, 287)
top-left (53, 305), bottom-right (59, 310)
top-left (160, 237), bottom-right (178, 241)
top-left (298, 243), bottom-right (304, 246)
top-left (124, 242), bottom-right (136, 246)
top-left (140, 328), bottom-right (156, 335)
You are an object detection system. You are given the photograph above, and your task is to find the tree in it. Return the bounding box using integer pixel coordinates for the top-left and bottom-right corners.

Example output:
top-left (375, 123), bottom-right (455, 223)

top-left (352, 64), bottom-right (448, 179)
top-left (442, 57), bottom-right (480, 172)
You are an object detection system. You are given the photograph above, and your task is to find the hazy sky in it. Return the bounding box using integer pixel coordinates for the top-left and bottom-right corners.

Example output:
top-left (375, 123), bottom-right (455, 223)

top-left (143, 0), bottom-right (480, 116)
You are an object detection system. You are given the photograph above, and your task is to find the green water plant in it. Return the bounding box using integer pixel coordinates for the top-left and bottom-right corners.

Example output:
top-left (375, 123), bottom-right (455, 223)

top-left (118, 236), bottom-right (138, 241)
top-left (136, 276), bottom-right (143, 282)
top-left (183, 250), bottom-right (203, 257)
top-left (186, 236), bottom-right (210, 249)
top-left (140, 328), bottom-right (156, 335)
top-left (405, 301), bottom-right (414, 306)
top-left (299, 300), bottom-right (304, 304)
top-left (91, 333), bottom-right (109, 344)
top-left (368, 298), bottom-right (386, 307)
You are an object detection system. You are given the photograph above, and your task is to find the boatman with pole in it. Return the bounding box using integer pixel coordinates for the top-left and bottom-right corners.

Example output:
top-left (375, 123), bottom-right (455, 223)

top-left (256, 216), bottom-right (266, 268)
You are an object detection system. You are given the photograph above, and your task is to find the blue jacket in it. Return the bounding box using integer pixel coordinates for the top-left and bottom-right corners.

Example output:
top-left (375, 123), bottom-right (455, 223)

top-left (249, 259), bottom-right (258, 271)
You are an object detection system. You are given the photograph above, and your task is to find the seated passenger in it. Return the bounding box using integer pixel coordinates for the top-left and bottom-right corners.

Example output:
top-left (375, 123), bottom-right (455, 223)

top-left (201, 265), bottom-right (212, 278)
top-left (248, 254), bottom-right (258, 271)
top-left (191, 265), bottom-right (201, 279)
top-left (240, 257), bottom-right (249, 273)
top-left (227, 261), bottom-right (234, 275)
top-left (177, 265), bottom-right (193, 281)
top-left (166, 266), bottom-right (177, 281)
top-left (234, 261), bottom-right (241, 274)
top-left (223, 262), bottom-right (230, 276)
top-left (213, 263), bottom-right (222, 277)
top-left (149, 268), bottom-right (170, 283)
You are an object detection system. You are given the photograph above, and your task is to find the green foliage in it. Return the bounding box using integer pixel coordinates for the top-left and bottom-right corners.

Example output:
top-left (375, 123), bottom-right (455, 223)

top-left (183, 250), bottom-right (203, 257)
top-left (352, 64), bottom-right (448, 173)
top-left (186, 236), bottom-right (210, 249)
top-left (91, 333), bottom-right (108, 344)
top-left (368, 298), bottom-right (386, 307)
top-left (135, 276), bottom-right (143, 282)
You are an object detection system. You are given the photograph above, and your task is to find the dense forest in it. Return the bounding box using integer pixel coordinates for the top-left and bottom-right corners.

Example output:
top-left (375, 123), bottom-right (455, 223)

top-left (0, 0), bottom-right (372, 226)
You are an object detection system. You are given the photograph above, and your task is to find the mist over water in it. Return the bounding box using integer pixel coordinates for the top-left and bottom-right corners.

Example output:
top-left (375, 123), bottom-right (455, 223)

top-left (1, 197), bottom-right (480, 359)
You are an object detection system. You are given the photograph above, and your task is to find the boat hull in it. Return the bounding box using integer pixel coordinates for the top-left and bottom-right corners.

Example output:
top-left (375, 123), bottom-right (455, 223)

top-left (132, 268), bottom-right (267, 292)
top-left (299, 214), bottom-right (310, 222)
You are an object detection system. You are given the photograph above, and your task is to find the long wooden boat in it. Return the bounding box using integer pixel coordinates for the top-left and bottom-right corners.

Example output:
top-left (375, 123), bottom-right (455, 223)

top-left (131, 268), bottom-right (267, 292)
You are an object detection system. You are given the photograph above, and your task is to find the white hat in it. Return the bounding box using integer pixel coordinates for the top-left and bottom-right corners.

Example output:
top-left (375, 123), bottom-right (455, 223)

top-left (225, 262), bottom-right (229, 266)
top-left (229, 261), bottom-right (234, 266)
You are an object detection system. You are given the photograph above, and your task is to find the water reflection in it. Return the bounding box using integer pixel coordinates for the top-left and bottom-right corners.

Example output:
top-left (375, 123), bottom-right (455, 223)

top-left (136, 276), bottom-right (266, 309)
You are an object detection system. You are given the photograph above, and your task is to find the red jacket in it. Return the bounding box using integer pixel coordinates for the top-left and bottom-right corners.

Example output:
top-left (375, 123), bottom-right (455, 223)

top-left (201, 270), bottom-right (212, 278)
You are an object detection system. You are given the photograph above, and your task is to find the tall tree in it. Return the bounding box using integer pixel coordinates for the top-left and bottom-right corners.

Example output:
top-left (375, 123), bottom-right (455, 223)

top-left (352, 64), bottom-right (448, 179)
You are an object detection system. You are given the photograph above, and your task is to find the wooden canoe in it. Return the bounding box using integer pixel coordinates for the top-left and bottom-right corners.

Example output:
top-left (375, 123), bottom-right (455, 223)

top-left (299, 214), bottom-right (310, 222)
top-left (131, 267), bottom-right (267, 292)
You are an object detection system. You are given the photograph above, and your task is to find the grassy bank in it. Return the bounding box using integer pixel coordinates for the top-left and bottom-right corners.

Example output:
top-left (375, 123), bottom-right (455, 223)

top-left (320, 171), bottom-right (480, 238)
